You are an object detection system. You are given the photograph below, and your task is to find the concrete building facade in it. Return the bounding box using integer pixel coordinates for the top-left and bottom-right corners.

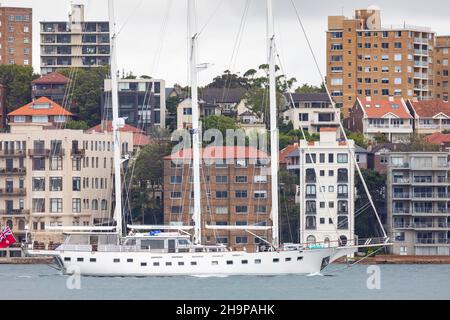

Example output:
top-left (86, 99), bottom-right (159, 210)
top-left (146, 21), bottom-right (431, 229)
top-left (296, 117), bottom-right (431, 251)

top-left (0, 6), bottom-right (32, 67)
top-left (435, 36), bottom-right (449, 101)
top-left (387, 151), bottom-right (450, 255)
top-left (298, 128), bottom-right (355, 246)
top-left (40, 4), bottom-right (110, 75)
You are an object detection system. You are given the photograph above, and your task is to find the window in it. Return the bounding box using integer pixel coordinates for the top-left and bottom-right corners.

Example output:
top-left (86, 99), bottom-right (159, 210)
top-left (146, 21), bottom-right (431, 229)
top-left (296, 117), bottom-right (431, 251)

top-left (50, 177), bottom-right (62, 191)
top-left (215, 206), bottom-right (228, 214)
top-left (32, 199), bottom-right (45, 213)
top-left (236, 236), bottom-right (247, 244)
top-left (235, 159), bottom-right (247, 168)
top-left (216, 176), bottom-right (228, 183)
top-left (49, 157), bottom-right (63, 170)
top-left (170, 176), bottom-right (182, 184)
top-left (255, 205), bottom-right (267, 213)
top-left (32, 178), bottom-right (45, 191)
top-left (216, 191), bottom-right (228, 198)
top-left (235, 176), bottom-right (247, 183)
top-left (235, 190), bottom-right (248, 198)
top-left (72, 198), bottom-right (81, 213)
top-left (72, 177), bottom-right (81, 191)
top-left (50, 198), bottom-right (63, 213)
top-left (170, 192), bottom-right (182, 199)
top-left (254, 191), bottom-right (267, 199)
top-left (171, 206), bottom-right (182, 214)
top-left (236, 206), bottom-right (248, 214)
top-left (337, 154), bottom-right (348, 163)
top-left (328, 154), bottom-right (334, 163)
top-left (32, 158), bottom-right (45, 171)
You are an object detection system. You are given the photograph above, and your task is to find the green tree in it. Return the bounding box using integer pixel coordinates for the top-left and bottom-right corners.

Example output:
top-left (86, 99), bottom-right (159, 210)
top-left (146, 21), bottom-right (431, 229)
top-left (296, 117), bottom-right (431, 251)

top-left (345, 129), bottom-right (369, 149)
top-left (202, 115), bottom-right (240, 138)
top-left (58, 66), bottom-right (109, 127)
top-left (127, 128), bottom-right (172, 225)
top-left (66, 120), bottom-right (89, 130)
top-left (355, 169), bottom-right (387, 239)
top-left (206, 70), bottom-right (249, 89)
top-left (295, 83), bottom-right (326, 94)
top-left (279, 169), bottom-right (300, 243)
top-left (0, 65), bottom-right (39, 113)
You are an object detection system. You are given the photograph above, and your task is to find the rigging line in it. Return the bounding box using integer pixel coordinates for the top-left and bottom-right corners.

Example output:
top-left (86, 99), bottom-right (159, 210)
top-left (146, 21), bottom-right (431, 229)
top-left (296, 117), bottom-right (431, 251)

top-left (275, 49), bottom-right (342, 241)
top-left (197, 0), bottom-right (224, 38)
top-left (289, 0), bottom-right (387, 239)
top-left (116, 0), bottom-right (145, 37)
top-left (151, 0), bottom-right (173, 75)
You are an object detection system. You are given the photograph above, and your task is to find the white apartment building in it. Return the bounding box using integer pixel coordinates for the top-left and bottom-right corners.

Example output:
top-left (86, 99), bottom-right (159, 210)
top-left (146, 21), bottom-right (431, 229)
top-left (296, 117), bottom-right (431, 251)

top-left (282, 93), bottom-right (340, 134)
top-left (0, 122), bottom-right (133, 247)
top-left (298, 128), bottom-right (355, 246)
top-left (40, 4), bottom-right (110, 75)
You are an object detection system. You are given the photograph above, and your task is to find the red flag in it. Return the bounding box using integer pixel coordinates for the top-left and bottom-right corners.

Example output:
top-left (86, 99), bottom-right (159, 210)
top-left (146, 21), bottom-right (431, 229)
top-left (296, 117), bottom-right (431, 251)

top-left (0, 227), bottom-right (17, 248)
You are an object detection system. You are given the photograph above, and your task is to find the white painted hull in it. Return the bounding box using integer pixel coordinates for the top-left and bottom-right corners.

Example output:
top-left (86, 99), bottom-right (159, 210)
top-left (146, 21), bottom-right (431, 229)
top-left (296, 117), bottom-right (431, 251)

top-left (26, 247), bottom-right (353, 276)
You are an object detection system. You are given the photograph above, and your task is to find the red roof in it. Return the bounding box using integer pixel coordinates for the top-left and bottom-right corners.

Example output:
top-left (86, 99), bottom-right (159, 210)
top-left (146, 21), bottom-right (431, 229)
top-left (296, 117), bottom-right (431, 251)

top-left (358, 98), bottom-right (412, 119)
top-left (32, 72), bottom-right (70, 85)
top-left (133, 133), bottom-right (152, 146)
top-left (164, 146), bottom-right (269, 160)
top-left (8, 97), bottom-right (73, 117)
top-left (321, 127), bottom-right (338, 132)
top-left (87, 121), bottom-right (145, 134)
top-left (409, 100), bottom-right (450, 118)
top-left (279, 144), bottom-right (299, 164)
top-left (424, 132), bottom-right (450, 144)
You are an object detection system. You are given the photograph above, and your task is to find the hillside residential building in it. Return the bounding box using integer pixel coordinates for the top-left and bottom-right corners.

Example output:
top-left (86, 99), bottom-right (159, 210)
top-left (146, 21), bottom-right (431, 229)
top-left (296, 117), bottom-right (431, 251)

top-left (0, 6), bottom-right (33, 66)
top-left (424, 133), bottom-right (450, 152)
top-left (40, 4), bottom-right (110, 75)
top-left (435, 36), bottom-right (449, 101)
top-left (7, 97), bottom-right (73, 127)
top-left (32, 73), bottom-right (70, 106)
top-left (102, 79), bottom-right (166, 131)
top-left (176, 88), bottom-right (247, 130)
top-left (327, 7), bottom-right (438, 117)
top-left (282, 93), bottom-right (340, 133)
top-left (406, 99), bottom-right (450, 134)
top-left (163, 146), bottom-right (271, 252)
top-left (0, 116), bottom-right (134, 253)
top-left (346, 97), bottom-right (413, 142)
top-left (298, 128), bottom-right (355, 246)
top-left (367, 143), bottom-right (395, 174)
top-left (387, 152), bottom-right (450, 255)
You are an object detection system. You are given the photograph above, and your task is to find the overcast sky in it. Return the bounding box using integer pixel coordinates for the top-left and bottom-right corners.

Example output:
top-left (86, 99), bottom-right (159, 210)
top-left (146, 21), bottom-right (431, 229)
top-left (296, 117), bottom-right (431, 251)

top-left (4, 0), bottom-right (450, 88)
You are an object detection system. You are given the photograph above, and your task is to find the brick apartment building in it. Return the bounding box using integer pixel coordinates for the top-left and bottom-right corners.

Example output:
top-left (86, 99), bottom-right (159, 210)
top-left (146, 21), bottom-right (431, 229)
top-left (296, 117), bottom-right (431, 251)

top-left (163, 146), bottom-right (272, 252)
top-left (326, 7), bottom-right (449, 118)
top-left (0, 6), bottom-right (32, 67)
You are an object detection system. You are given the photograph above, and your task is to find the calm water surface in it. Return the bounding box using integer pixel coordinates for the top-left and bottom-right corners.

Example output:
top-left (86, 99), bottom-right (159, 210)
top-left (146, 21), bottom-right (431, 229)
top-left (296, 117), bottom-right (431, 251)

top-left (0, 264), bottom-right (449, 300)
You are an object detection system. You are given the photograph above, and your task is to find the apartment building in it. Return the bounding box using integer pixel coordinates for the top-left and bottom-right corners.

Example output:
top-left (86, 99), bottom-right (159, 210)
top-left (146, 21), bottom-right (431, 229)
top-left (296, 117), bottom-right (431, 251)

top-left (387, 152), bottom-right (450, 255)
top-left (177, 88), bottom-right (246, 130)
top-left (32, 72), bottom-right (70, 106)
top-left (102, 79), bottom-right (166, 131)
top-left (346, 97), bottom-right (413, 142)
top-left (40, 4), bottom-right (110, 75)
top-left (0, 6), bottom-right (32, 66)
top-left (298, 128), bottom-right (355, 246)
top-left (435, 36), bottom-right (449, 101)
top-left (0, 99), bottom-right (133, 249)
top-left (282, 93), bottom-right (340, 134)
top-left (406, 99), bottom-right (450, 134)
top-left (327, 7), bottom-right (436, 117)
top-left (163, 146), bottom-right (271, 252)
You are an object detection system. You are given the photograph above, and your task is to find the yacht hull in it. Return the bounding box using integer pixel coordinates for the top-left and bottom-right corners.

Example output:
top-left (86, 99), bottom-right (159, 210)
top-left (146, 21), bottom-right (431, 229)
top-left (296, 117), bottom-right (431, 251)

top-left (26, 247), bottom-right (353, 276)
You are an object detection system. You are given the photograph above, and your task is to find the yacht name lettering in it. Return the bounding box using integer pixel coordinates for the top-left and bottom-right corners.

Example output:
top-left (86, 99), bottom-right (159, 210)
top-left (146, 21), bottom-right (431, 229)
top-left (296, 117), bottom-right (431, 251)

top-left (221, 304), bottom-right (275, 315)
top-left (177, 305), bottom-right (210, 318)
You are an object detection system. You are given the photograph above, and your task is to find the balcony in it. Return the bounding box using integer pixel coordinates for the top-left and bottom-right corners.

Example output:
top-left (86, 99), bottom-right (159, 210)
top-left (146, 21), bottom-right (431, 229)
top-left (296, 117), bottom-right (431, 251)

top-left (0, 168), bottom-right (26, 175)
top-left (0, 209), bottom-right (30, 217)
top-left (393, 222), bottom-right (412, 228)
top-left (391, 163), bottom-right (410, 169)
top-left (393, 177), bottom-right (410, 184)
top-left (0, 150), bottom-right (27, 157)
top-left (337, 176), bottom-right (348, 183)
top-left (393, 192), bottom-right (410, 199)
top-left (413, 192), bottom-right (433, 198)
top-left (0, 188), bottom-right (27, 196)
top-left (337, 193), bottom-right (349, 199)
top-left (305, 193), bottom-right (316, 199)
top-left (71, 149), bottom-right (86, 157)
top-left (393, 209), bottom-right (411, 214)
top-left (416, 239), bottom-right (450, 245)
top-left (437, 192), bottom-right (450, 199)
top-left (28, 149), bottom-right (65, 157)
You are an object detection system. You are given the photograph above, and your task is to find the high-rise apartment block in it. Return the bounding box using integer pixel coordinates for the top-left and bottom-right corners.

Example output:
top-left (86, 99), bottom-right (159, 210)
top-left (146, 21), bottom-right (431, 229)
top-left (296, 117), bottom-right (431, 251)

top-left (0, 6), bottom-right (32, 66)
top-left (326, 7), bottom-right (448, 118)
top-left (298, 128), bottom-right (355, 246)
top-left (387, 152), bottom-right (450, 255)
top-left (435, 36), bottom-right (449, 101)
top-left (40, 4), bottom-right (110, 75)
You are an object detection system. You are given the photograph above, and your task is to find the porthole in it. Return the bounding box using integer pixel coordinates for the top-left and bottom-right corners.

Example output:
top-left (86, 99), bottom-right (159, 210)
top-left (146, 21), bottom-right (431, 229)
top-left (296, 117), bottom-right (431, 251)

top-left (255, 259), bottom-right (261, 264)
top-left (191, 261), bottom-right (197, 266)
top-left (285, 257), bottom-right (292, 262)
top-left (166, 262), bottom-right (172, 266)
top-left (226, 260), bottom-right (233, 265)
top-left (113, 258), bottom-right (120, 263)
top-left (77, 258), bottom-right (84, 262)
top-left (241, 260), bottom-right (248, 264)
top-left (90, 258), bottom-right (96, 263)
top-left (64, 257), bottom-right (71, 262)
top-left (127, 258), bottom-right (133, 263)
top-left (141, 262), bottom-right (147, 266)
top-left (273, 258), bottom-right (279, 263)
top-left (297, 256), bottom-right (303, 261)
top-left (153, 262), bottom-right (160, 266)
top-left (178, 262), bottom-right (184, 266)
top-left (212, 261), bottom-right (218, 265)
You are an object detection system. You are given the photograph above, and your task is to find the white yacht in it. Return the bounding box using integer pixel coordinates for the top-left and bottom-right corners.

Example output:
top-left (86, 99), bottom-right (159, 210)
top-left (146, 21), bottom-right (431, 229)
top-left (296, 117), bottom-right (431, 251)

top-left (25, 0), bottom-right (390, 276)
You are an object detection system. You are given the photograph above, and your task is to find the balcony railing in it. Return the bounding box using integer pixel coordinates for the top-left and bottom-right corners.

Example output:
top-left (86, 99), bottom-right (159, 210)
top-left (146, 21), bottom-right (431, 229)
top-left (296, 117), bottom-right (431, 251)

top-left (71, 149), bottom-right (86, 157)
top-left (0, 188), bottom-right (27, 196)
top-left (393, 193), bottom-right (410, 198)
top-left (0, 168), bottom-right (26, 175)
top-left (416, 239), bottom-right (450, 245)
top-left (337, 193), bottom-right (349, 199)
top-left (0, 209), bottom-right (30, 216)
top-left (28, 149), bottom-right (65, 157)
top-left (393, 209), bottom-right (411, 214)
top-left (413, 193), bottom-right (433, 198)
top-left (393, 178), bottom-right (410, 184)
top-left (0, 150), bottom-right (27, 157)
top-left (391, 163), bottom-right (410, 168)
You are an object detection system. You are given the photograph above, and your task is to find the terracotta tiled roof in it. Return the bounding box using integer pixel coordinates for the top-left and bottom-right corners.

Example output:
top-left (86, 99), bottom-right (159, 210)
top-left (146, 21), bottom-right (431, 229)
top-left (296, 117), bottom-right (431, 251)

top-left (32, 72), bottom-right (70, 85)
top-left (321, 127), bottom-right (337, 132)
top-left (133, 133), bottom-right (152, 146)
top-left (358, 98), bottom-right (412, 119)
top-left (164, 146), bottom-right (269, 160)
top-left (87, 121), bottom-right (145, 134)
top-left (8, 97), bottom-right (73, 117)
top-left (409, 100), bottom-right (450, 118)
top-left (279, 143), bottom-right (299, 164)
top-left (424, 132), bottom-right (450, 144)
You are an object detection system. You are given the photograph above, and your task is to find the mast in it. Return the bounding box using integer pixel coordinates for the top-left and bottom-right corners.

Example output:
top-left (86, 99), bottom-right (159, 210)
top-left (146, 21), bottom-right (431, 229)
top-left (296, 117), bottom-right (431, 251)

top-left (189, 0), bottom-right (202, 244)
top-left (267, 0), bottom-right (279, 248)
top-left (108, 0), bottom-right (123, 237)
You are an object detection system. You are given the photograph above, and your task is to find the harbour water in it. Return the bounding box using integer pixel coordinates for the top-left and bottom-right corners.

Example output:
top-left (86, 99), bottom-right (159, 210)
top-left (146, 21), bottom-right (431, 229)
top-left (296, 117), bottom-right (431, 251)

top-left (1, 264), bottom-right (450, 300)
